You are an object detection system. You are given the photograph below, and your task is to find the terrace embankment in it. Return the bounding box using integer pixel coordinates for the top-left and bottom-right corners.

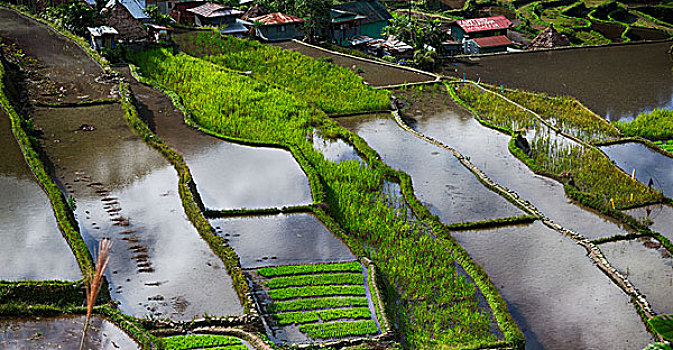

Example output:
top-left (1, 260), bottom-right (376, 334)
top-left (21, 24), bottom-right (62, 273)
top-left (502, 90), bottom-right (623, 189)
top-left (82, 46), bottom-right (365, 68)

top-left (453, 222), bottom-right (653, 350)
top-left (0, 103), bottom-right (80, 281)
top-left (337, 113), bottom-right (526, 225)
top-left (0, 7), bottom-right (116, 104)
top-left (31, 103), bottom-right (243, 320)
top-left (447, 41), bottom-right (673, 121)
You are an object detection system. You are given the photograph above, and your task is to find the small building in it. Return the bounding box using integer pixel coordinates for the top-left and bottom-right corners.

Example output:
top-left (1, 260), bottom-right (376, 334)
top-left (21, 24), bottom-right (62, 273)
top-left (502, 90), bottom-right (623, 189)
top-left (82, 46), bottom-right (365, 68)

top-left (103, 0), bottom-right (149, 41)
top-left (147, 24), bottom-right (173, 42)
top-left (168, 0), bottom-right (204, 25)
top-left (450, 15), bottom-right (511, 44)
top-left (528, 24), bottom-right (570, 49)
top-left (329, 9), bottom-right (367, 46)
top-left (441, 39), bottom-right (461, 56)
top-left (87, 26), bottom-right (119, 50)
top-left (333, 0), bottom-right (392, 39)
top-left (250, 12), bottom-right (305, 41)
top-left (464, 35), bottom-right (512, 54)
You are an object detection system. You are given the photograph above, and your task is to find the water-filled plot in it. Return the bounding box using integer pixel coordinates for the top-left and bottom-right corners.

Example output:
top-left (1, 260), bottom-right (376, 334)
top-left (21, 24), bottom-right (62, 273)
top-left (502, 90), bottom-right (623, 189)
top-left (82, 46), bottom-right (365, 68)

top-left (32, 104), bottom-right (243, 320)
top-left (625, 203), bottom-right (673, 242)
top-left (452, 222), bottom-right (653, 350)
top-left (310, 129), bottom-right (362, 163)
top-left (0, 315), bottom-right (139, 349)
top-left (338, 113), bottom-right (524, 225)
top-left (600, 238), bottom-right (673, 315)
top-left (601, 142), bottom-right (673, 198)
top-left (210, 213), bottom-right (355, 269)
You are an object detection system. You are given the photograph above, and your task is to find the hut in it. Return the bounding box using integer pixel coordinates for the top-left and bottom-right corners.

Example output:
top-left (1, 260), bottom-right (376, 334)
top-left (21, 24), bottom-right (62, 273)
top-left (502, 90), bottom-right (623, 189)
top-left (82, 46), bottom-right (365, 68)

top-left (333, 0), bottom-right (392, 39)
top-left (87, 26), bottom-right (119, 50)
top-left (187, 2), bottom-right (249, 36)
top-left (250, 12), bottom-right (305, 41)
top-left (528, 24), bottom-right (570, 49)
top-left (329, 9), bottom-right (366, 46)
top-left (463, 35), bottom-right (512, 54)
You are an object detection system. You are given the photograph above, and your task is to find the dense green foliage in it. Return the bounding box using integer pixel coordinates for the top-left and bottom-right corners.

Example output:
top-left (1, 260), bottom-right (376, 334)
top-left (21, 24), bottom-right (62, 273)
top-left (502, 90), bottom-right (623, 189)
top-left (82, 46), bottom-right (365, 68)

top-left (272, 307), bottom-right (371, 325)
top-left (163, 334), bottom-right (242, 350)
top-left (268, 285), bottom-right (366, 300)
top-left (299, 320), bottom-right (379, 339)
top-left (265, 273), bottom-right (363, 289)
top-left (173, 31), bottom-right (391, 115)
top-left (267, 296), bottom-right (370, 313)
top-left (653, 140), bottom-right (673, 153)
top-left (258, 262), bottom-right (362, 277)
top-left (452, 82), bottom-right (663, 209)
top-left (649, 314), bottom-right (673, 342)
top-left (130, 48), bottom-right (521, 349)
top-left (615, 109), bottom-right (673, 140)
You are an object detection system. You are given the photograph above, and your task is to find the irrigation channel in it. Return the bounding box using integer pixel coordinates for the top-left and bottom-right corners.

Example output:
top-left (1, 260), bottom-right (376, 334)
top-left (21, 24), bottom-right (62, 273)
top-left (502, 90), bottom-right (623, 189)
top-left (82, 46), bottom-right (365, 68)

top-left (361, 85), bottom-right (661, 349)
top-left (447, 41), bottom-right (673, 121)
top-left (0, 106), bottom-right (80, 280)
top-left (0, 315), bottom-right (140, 349)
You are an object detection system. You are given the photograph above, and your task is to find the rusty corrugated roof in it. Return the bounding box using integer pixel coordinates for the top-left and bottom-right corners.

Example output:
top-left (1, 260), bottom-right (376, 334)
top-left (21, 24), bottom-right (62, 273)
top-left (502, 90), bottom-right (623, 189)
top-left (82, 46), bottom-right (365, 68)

top-left (455, 16), bottom-right (511, 33)
top-left (472, 35), bottom-right (512, 47)
top-left (250, 12), bottom-right (305, 25)
top-left (187, 2), bottom-right (243, 18)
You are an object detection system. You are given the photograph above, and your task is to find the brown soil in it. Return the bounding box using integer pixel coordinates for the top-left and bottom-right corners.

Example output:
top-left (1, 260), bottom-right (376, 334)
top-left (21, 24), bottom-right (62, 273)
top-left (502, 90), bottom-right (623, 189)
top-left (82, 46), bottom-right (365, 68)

top-left (0, 7), bottom-right (117, 103)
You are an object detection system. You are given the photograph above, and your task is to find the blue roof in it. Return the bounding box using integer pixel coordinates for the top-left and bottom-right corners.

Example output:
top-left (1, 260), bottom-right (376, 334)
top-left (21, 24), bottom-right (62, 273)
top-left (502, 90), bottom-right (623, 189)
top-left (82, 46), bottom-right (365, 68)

top-left (106, 0), bottom-right (149, 20)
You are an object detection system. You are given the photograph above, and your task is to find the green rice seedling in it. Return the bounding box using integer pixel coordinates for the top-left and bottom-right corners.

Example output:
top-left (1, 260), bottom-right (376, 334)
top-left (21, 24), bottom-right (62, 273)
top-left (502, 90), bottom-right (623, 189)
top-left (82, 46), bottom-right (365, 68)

top-left (162, 334), bottom-right (242, 350)
top-left (267, 285), bottom-right (366, 300)
top-left (264, 273), bottom-right (363, 289)
top-left (267, 297), bottom-right (370, 313)
top-left (272, 307), bottom-right (372, 326)
top-left (258, 262), bottom-right (362, 278)
top-left (616, 109), bottom-right (673, 140)
top-left (298, 320), bottom-right (379, 339)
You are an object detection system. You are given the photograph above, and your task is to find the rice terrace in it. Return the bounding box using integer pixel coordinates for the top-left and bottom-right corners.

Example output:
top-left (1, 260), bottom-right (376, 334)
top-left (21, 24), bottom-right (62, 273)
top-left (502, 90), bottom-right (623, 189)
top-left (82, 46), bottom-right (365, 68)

top-left (0, 0), bottom-right (672, 348)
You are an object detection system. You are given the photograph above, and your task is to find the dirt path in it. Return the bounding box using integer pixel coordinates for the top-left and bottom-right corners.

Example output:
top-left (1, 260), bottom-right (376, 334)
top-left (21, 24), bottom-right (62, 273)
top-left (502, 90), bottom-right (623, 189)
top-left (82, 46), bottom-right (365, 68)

top-left (0, 7), bottom-right (116, 103)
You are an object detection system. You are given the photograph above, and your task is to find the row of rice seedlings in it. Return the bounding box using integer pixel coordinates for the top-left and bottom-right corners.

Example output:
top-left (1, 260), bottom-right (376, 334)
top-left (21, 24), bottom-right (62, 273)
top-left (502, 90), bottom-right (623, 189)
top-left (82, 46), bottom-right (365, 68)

top-left (272, 307), bottom-right (372, 326)
top-left (298, 320), bottom-right (379, 339)
top-left (174, 31), bottom-right (391, 115)
top-left (453, 83), bottom-right (536, 131)
top-left (267, 297), bottom-right (370, 313)
top-left (162, 334), bottom-right (242, 350)
top-left (267, 285), bottom-right (366, 300)
top-left (653, 140), bottom-right (673, 152)
top-left (264, 273), bottom-right (363, 289)
top-left (129, 49), bottom-right (509, 348)
top-left (258, 261), bottom-right (362, 278)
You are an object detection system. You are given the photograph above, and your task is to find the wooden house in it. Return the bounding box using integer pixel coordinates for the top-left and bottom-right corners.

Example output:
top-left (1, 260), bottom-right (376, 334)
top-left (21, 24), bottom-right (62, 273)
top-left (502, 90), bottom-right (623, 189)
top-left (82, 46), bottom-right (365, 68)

top-left (87, 26), bottom-right (118, 50)
top-left (329, 9), bottom-right (366, 46)
top-left (187, 2), bottom-right (249, 36)
top-left (463, 35), bottom-right (512, 54)
top-left (250, 12), bottom-right (305, 41)
top-left (102, 0), bottom-right (148, 41)
top-left (333, 0), bottom-right (392, 40)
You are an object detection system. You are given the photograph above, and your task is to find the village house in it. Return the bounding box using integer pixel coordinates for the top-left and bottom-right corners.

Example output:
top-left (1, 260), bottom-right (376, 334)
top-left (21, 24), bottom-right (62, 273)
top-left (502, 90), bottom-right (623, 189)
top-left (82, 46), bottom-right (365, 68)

top-left (168, 0), bottom-right (203, 24)
top-left (329, 9), bottom-right (367, 46)
top-left (250, 12), bottom-right (305, 41)
top-left (187, 2), bottom-right (250, 36)
top-left (450, 15), bottom-right (512, 54)
top-left (333, 0), bottom-right (392, 40)
top-left (147, 23), bottom-right (173, 42)
top-left (87, 26), bottom-right (118, 50)
top-left (102, 0), bottom-right (150, 41)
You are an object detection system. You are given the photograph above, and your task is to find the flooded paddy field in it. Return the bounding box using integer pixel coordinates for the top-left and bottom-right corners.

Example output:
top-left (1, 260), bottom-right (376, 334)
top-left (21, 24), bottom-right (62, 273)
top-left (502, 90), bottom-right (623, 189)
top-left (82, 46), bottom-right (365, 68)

top-left (271, 41), bottom-right (434, 87)
top-left (124, 71), bottom-right (312, 210)
top-left (448, 42), bottom-right (673, 120)
top-left (0, 108), bottom-right (80, 281)
top-left (210, 213), bottom-right (355, 269)
top-left (0, 7), bottom-right (115, 103)
top-left (32, 104), bottom-right (243, 320)
top-left (599, 239), bottom-right (673, 315)
top-left (626, 203), bottom-right (673, 242)
top-left (600, 142), bottom-right (673, 198)
top-left (453, 222), bottom-right (653, 350)
top-left (337, 113), bottom-right (524, 225)
top-left (310, 130), bottom-right (362, 163)
top-left (0, 315), bottom-right (139, 349)
top-left (402, 90), bottom-right (633, 239)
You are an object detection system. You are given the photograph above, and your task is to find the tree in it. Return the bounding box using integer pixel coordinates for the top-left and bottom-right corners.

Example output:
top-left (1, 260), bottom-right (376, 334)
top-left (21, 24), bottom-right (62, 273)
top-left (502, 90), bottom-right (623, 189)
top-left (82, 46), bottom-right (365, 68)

top-left (43, 2), bottom-right (101, 36)
top-left (144, 5), bottom-right (173, 26)
top-left (295, 0), bottom-right (332, 43)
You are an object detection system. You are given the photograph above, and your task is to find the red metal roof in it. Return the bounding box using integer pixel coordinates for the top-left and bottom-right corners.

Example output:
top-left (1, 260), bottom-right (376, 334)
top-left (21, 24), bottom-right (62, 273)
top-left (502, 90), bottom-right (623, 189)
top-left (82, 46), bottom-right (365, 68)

top-left (472, 35), bottom-right (512, 47)
top-left (250, 12), bottom-right (305, 25)
top-left (455, 16), bottom-right (511, 33)
top-left (187, 3), bottom-right (243, 18)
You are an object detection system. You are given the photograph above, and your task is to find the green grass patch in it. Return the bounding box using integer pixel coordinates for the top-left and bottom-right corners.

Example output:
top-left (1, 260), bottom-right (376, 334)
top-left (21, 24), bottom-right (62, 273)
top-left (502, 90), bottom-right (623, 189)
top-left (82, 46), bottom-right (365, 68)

top-left (265, 273), bottom-right (363, 289)
top-left (162, 334), bottom-right (242, 350)
top-left (272, 307), bottom-right (371, 325)
top-left (299, 320), bottom-right (379, 339)
top-left (267, 285), bottom-right (366, 300)
top-left (615, 109), bottom-right (673, 140)
top-left (653, 140), bottom-right (673, 153)
top-left (173, 31), bottom-right (390, 115)
top-left (258, 262), bottom-right (362, 278)
top-left (267, 296), bottom-right (370, 313)
top-left (649, 314), bottom-right (673, 342)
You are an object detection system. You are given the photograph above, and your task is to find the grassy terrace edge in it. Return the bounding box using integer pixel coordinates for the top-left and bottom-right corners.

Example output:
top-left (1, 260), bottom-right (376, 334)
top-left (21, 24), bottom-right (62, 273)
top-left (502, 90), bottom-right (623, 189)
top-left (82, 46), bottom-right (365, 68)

top-left (129, 46), bottom-right (524, 348)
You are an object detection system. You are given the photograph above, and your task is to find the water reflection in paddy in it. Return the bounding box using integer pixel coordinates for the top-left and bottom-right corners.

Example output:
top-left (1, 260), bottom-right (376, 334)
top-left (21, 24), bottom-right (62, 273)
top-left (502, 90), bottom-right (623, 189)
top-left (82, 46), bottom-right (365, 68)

top-left (0, 107), bottom-right (80, 281)
top-left (407, 98), bottom-right (632, 239)
top-left (0, 315), bottom-right (139, 349)
top-left (310, 130), bottom-right (362, 163)
top-left (33, 104), bottom-right (243, 320)
top-left (338, 113), bottom-right (524, 225)
top-left (625, 203), bottom-right (673, 242)
top-left (600, 239), bottom-right (673, 315)
top-left (210, 213), bottom-right (355, 269)
top-left (453, 222), bottom-right (652, 350)
top-left (129, 78), bottom-right (312, 210)
top-left (600, 142), bottom-right (673, 198)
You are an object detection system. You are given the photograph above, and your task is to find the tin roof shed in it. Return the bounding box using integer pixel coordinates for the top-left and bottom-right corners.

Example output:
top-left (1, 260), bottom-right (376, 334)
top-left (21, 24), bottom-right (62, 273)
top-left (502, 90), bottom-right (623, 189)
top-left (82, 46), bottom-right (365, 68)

top-left (250, 12), bottom-right (305, 25)
top-left (471, 35), bottom-right (512, 47)
top-left (454, 16), bottom-right (511, 33)
top-left (187, 3), bottom-right (243, 18)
